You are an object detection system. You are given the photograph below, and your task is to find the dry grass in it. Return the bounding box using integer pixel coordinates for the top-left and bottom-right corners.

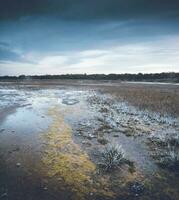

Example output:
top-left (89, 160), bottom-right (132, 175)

top-left (100, 83), bottom-right (179, 117)
top-left (1, 80), bottom-right (179, 116)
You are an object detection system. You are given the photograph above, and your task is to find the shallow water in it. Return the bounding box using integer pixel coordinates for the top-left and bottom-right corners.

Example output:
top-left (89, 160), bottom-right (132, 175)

top-left (0, 87), bottom-right (179, 200)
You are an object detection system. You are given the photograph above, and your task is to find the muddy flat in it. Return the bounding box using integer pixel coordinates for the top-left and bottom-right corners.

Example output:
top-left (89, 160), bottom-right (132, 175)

top-left (0, 81), bottom-right (179, 200)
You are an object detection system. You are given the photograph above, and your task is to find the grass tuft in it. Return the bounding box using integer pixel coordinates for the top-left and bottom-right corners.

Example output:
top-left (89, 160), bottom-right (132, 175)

top-left (100, 145), bottom-right (125, 171)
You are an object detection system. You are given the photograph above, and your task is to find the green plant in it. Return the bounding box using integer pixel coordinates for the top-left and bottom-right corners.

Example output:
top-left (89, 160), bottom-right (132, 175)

top-left (100, 145), bottom-right (125, 171)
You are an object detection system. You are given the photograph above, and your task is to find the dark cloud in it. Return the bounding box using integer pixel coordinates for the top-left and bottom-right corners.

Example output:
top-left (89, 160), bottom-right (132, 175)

top-left (0, 17), bottom-right (178, 57)
top-left (0, 0), bottom-right (178, 21)
top-left (0, 42), bottom-right (23, 62)
top-left (0, 48), bottom-right (19, 61)
top-left (0, 0), bottom-right (178, 75)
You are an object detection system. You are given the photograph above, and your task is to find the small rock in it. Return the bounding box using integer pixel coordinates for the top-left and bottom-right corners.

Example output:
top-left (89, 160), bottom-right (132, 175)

top-left (57, 177), bottom-right (62, 181)
top-left (43, 186), bottom-right (48, 191)
top-left (87, 134), bottom-right (95, 140)
top-left (62, 98), bottom-right (79, 105)
top-left (16, 162), bottom-right (21, 167)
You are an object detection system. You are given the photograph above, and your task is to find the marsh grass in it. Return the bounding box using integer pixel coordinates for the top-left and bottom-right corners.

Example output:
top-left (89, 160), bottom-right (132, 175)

top-left (100, 145), bottom-right (126, 172)
top-left (101, 84), bottom-right (179, 117)
top-left (157, 141), bottom-right (179, 171)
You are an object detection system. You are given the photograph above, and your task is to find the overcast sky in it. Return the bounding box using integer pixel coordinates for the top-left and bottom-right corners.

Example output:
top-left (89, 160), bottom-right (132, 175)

top-left (0, 0), bottom-right (179, 75)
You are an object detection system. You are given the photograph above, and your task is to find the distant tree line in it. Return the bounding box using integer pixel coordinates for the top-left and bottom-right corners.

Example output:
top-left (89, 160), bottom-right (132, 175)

top-left (0, 72), bottom-right (179, 82)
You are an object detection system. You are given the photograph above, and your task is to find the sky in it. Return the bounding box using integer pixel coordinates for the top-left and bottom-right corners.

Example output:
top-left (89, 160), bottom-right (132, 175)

top-left (0, 0), bottom-right (179, 75)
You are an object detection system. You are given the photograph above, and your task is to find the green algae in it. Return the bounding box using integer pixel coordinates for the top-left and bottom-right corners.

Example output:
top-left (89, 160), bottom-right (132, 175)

top-left (41, 107), bottom-right (115, 200)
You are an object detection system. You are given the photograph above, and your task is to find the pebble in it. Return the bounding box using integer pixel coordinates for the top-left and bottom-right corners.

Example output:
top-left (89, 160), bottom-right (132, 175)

top-left (87, 134), bottom-right (96, 139)
top-left (43, 186), bottom-right (48, 191)
top-left (16, 162), bottom-right (21, 167)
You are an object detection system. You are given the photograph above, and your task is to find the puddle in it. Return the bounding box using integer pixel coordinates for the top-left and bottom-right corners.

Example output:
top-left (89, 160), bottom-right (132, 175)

top-left (1, 107), bottom-right (50, 136)
top-left (62, 98), bottom-right (79, 105)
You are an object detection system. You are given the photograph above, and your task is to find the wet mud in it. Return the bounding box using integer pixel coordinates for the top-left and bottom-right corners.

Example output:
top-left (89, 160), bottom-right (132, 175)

top-left (0, 85), bottom-right (179, 200)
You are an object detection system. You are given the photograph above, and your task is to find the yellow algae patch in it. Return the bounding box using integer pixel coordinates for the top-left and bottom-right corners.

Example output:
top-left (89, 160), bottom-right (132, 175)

top-left (41, 107), bottom-right (114, 200)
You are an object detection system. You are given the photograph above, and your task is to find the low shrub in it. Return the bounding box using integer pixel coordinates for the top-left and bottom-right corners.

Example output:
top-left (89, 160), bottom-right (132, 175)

top-left (100, 145), bottom-right (125, 171)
